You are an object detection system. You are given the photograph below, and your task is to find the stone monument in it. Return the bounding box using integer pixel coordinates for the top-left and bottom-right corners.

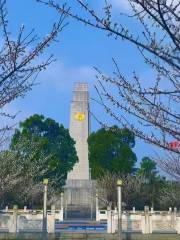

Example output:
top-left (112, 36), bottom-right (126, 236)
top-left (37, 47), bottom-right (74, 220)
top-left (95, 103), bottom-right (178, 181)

top-left (67, 82), bottom-right (90, 180)
top-left (64, 83), bottom-right (95, 218)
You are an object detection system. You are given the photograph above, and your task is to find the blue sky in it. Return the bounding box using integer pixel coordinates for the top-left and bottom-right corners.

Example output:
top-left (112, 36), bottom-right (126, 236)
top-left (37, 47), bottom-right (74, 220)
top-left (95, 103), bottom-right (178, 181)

top-left (3, 0), bottom-right (156, 163)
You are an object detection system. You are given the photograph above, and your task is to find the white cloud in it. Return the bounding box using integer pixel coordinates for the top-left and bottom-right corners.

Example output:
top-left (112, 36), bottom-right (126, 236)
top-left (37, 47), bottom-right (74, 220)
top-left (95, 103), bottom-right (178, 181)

top-left (110, 0), bottom-right (131, 10)
top-left (0, 61), bottom-right (96, 131)
top-left (39, 61), bottom-right (95, 88)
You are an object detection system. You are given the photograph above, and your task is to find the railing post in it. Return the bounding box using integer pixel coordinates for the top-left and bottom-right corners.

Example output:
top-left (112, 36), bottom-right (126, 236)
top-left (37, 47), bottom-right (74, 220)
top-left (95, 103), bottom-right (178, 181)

top-left (175, 217), bottom-right (180, 234)
top-left (132, 207), bottom-right (136, 213)
top-left (59, 192), bottom-right (64, 221)
top-left (43, 179), bottom-right (48, 239)
top-left (9, 205), bottom-right (18, 233)
top-left (142, 206), bottom-right (152, 234)
top-left (168, 207), bottom-right (172, 214)
top-left (117, 180), bottom-right (123, 240)
top-left (5, 206), bottom-right (8, 212)
top-left (60, 192), bottom-right (63, 211)
top-left (65, 199), bottom-right (67, 220)
top-left (107, 206), bottom-right (113, 233)
top-left (48, 205), bottom-right (55, 233)
top-left (96, 193), bottom-right (99, 221)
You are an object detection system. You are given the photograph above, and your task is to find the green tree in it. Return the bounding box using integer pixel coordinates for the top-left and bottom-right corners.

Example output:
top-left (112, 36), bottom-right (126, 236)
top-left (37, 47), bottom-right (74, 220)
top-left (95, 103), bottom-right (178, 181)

top-left (88, 126), bottom-right (137, 178)
top-left (137, 157), bottom-right (165, 208)
top-left (11, 114), bottom-right (78, 189)
top-left (137, 157), bottom-right (158, 182)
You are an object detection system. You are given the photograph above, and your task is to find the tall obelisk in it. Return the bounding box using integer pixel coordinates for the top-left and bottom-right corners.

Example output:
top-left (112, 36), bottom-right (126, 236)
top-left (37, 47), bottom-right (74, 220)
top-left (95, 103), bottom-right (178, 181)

top-left (67, 83), bottom-right (90, 180)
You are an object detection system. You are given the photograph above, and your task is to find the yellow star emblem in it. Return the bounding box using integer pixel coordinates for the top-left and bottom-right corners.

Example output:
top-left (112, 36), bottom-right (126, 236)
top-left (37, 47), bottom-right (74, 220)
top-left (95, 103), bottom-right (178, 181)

top-left (75, 112), bottom-right (85, 121)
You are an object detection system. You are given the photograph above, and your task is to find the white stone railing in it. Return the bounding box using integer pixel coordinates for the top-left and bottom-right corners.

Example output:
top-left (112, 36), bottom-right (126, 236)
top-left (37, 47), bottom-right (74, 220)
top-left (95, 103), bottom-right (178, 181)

top-left (104, 207), bottom-right (180, 234)
top-left (0, 205), bottom-right (63, 233)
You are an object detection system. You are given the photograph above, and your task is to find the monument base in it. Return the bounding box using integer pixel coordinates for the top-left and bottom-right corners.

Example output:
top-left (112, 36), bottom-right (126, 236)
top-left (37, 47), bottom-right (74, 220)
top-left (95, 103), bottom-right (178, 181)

top-left (63, 179), bottom-right (96, 219)
top-left (64, 179), bottom-right (96, 205)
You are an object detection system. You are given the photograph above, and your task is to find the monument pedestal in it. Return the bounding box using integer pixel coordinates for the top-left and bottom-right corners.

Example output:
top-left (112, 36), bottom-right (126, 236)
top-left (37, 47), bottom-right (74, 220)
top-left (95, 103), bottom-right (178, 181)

top-left (63, 180), bottom-right (96, 219)
top-left (64, 180), bottom-right (95, 205)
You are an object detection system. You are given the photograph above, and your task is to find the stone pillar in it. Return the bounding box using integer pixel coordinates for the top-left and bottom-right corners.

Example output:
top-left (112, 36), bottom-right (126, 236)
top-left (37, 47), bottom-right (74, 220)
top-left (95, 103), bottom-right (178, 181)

top-left (171, 207), bottom-right (177, 229)
top-left (90, 198), bottom-right (93, 220)
top-left (5, 206), bottom-right (8, 212)
top-left (65, 199), bottom-right (67, 220)
top-left (107, 206), bottom-right (113, 233)
top-left (141, 206), bottom-right (152, 234)
top-left (47, 205), bottom-right (55, 233)
top-left (24, 206), bottom-right (27, 212)
top-left (117, 179), bottom-right (123, 240)
top-left (114, 207), bottom-right (118, 214)
top-left (112, 208), bottom-right (118, 233)
top-left (175, 217), bottom-right (180, 234)
top-left (59, 209), bottom-right (63, 221)
top-left (60, 192), bottom-right (63, 210)
top-left (96, 193), bottom-right (99, 221)
top-left (132, 207), bottom-right (136, 213)
top-left (9, 205), bottom-right (18, 233)
top-left (59, 208), bottom-right (64, 221)
top-left (59, 192), bottom-right (64, 221)
top-left (174, 207), bottom-right (177, 223)
top-left (168, 207), bottom-right (172, 213)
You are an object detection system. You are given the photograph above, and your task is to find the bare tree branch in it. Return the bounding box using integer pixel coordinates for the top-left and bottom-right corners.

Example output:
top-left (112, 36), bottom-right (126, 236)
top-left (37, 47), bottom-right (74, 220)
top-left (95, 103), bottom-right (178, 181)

top-left (0, 0), bottom-right (67, 146)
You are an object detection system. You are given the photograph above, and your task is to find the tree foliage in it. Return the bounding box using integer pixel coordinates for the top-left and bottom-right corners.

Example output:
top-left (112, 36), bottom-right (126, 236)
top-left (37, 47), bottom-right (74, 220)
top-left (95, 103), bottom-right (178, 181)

top-left (137, 157), bottom-right (158, 181)
top-left (10, 114), bottom-right (78, 189)
top-left (137, 157), bottom-right (165, 208)
top-left (0, 137), bottom-right (50, 208)
top-left (88, 126), bottom-right (137, 178)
